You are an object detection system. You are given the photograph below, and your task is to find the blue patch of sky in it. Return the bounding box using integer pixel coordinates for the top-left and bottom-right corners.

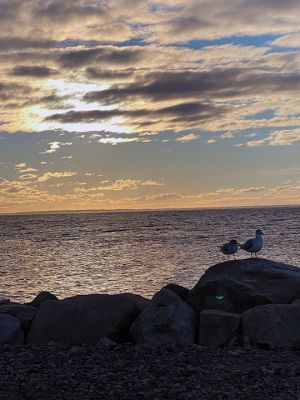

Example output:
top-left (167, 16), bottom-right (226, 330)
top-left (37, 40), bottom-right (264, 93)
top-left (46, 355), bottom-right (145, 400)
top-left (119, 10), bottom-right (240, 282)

top-left (59, 33), bottom-right (300, 52)
top-left (266, 45), bottom-right (300, 53)
top-left (246, 109), bottom-right (276, 120)
top-left (185, 34), bottom-right (280, 50)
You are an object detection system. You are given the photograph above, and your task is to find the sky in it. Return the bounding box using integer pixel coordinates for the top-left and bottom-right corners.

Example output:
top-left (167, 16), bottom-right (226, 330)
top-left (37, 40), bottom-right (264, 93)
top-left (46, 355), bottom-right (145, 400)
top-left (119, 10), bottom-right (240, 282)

top-left (1, 0), bottom-right (300, 213)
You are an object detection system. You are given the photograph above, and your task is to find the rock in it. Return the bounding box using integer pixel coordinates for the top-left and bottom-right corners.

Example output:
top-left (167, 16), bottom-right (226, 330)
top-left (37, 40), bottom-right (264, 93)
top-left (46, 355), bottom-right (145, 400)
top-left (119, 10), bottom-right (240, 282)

top-left (97, 337), bottom-right (116, 349)
top-left (151, 287), bottom-right (184, 306)
top-left (130, 289), bottom-right (197, 345)
top-left (0, 304), bottom-right (37, 332)
top-left (162, 283), bottom-right (190, 302)
top-left (188, 258), bottom-right (300, 313)
top-left (199, 310), bottom-right (241, 347)
top-left (27, 293), bottom-right (149, 345)
top-left (0, 298), bottom-right (10, 306)
top-left (0, 314), bottom-right (24, 345)
top-left (27, 291), bottom-right (58, 308)
top-left (243, 304), bottom-right (300, 348)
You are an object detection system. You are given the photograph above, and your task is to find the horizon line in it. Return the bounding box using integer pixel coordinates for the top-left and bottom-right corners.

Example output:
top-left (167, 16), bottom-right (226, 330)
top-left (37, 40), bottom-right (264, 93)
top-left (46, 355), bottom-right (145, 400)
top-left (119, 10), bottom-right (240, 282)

top-left (0, 203), bottom-right (299, 216)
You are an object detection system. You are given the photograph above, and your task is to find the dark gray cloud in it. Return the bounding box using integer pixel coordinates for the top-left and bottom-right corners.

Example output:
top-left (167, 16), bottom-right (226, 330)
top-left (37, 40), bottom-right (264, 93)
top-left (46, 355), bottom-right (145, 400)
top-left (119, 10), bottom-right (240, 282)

top-left (44, 101), bottom-right (226, 125)
top-left (33, 1), bottom-right (107, 21)
top-left (10, 65), bottom-right (58, 77)
top-left (58, 47), bottom-right (144, 68)
top-left (86, 68), bottom-right (135, 81)
top-left (0, 82), bottom-right (31, 101)
top-left (0, 37), bottom-right (58, 51)
top-left (83, 68), bottom-right (300, 104)
top-left (0, 0), bottom-right (21, 21)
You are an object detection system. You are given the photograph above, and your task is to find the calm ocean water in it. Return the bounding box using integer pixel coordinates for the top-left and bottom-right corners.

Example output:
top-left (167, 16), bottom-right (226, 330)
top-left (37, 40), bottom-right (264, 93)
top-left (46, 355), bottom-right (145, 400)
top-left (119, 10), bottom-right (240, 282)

top-left (0, 207), bottom-right (299, 302)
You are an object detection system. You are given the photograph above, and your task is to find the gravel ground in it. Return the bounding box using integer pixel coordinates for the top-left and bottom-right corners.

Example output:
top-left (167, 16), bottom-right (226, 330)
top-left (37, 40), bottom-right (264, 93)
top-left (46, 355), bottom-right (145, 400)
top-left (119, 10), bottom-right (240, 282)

top-left (1, 344), bottom-right (300, 400)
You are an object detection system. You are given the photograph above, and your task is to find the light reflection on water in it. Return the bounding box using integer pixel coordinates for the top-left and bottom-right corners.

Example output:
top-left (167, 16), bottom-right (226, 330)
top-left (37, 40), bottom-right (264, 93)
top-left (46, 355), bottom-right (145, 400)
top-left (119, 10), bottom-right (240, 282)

top-left (0, 207), bottom-right (299, 302)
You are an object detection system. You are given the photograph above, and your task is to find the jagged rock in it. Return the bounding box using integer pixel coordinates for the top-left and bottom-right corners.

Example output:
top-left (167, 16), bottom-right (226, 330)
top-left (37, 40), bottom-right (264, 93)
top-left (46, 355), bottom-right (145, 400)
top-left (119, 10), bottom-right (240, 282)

top-left (0, 314), bottom-right (24, 345)
top-left (188, 258), bottom-right (300, 313)
top-left (130, 289), bottom-right (197, 345)
top-left (27, 291), bottom-right (58, 308)
top-left (243, 304), bottom-right (300, 348)
top-left (0, 304), bottom-right (37, 332)
top-left (162, 283), bottom-right (190, 302)
top-left (199, 310), bottom-right (241, 347)
top-left (27, 293), bottom-right (149, 345)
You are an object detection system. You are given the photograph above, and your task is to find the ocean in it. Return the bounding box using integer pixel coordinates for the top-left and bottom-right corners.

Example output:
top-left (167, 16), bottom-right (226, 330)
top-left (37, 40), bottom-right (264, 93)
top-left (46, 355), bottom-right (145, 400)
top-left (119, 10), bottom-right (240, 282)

top-left (0, 207), bottom-right (299, 302)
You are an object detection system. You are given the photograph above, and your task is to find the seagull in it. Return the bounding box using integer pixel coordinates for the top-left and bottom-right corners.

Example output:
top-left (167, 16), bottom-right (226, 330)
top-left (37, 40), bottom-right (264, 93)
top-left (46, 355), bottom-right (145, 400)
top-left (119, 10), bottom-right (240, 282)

top-left (240, 229), bottom-right (264, 257)
top-left (220, 239), bottom-right (239, 259)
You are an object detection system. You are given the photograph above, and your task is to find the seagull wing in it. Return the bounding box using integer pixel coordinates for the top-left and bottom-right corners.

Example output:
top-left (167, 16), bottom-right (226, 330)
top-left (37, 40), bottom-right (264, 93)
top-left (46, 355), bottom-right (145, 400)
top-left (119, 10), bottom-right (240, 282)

top-left (241, 238), bottom-right (253, 250)
top-left (221, 243), bottom-right (229, 254)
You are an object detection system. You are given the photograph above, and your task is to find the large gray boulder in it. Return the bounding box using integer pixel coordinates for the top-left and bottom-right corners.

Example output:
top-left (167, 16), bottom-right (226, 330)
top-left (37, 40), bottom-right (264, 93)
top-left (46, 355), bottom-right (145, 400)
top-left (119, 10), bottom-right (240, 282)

top-left (27, 293), bottom-right (149, 345)
top-left (243, 304), bottom-right (300, 348)
top-left (188, 258), bottom-right (300, 313)
top-left (130, 288), bottom-right (197, 345)
top-left (199, 310), bottom-right (241, 347)
top-left (0, 304), bottom-right (37, 332)
top-left (0, 314), bottom-right (24, 345)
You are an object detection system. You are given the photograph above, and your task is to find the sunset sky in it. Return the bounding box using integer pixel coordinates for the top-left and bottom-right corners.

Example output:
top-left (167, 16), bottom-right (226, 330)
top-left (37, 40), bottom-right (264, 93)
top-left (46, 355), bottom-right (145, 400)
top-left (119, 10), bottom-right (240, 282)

top-left (1, 0), bottom-right (300, 212)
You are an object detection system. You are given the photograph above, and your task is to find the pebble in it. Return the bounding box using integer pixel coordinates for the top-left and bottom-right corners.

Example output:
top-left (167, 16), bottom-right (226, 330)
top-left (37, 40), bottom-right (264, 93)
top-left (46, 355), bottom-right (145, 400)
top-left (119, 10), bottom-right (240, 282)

top-left (1, 345), bottom-right (300, 399)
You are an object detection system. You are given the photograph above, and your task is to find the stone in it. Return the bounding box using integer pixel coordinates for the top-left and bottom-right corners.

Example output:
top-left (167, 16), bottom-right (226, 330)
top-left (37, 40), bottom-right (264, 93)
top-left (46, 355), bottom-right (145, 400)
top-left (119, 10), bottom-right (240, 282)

top-left (199, 310), bottom-right (241, 347)
top-left (0, 298), bottom-right (10, 306)
top-left (162, 284), bottom-right (190, 302)
top-left (27, 291), bottom-right (58, 308)
top-left (243, 304), bottom-right (300, 348)
top-left (27, 293), bottom-right (150, 345)
top-left (97, 337), bottom-right (116, 349)
top-left (0, 304), bottom-right (37, 332)
top-left (188, 258), bottom-right (300, 313)
top-left (130, 289), bottom-right (197, 345)
top-left (0, 314), bottom-right (24, 345)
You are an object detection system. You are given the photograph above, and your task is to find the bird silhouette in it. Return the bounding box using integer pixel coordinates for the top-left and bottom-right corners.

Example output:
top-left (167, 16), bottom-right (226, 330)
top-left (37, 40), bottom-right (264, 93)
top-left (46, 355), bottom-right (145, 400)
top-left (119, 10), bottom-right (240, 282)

top-left (240, 229), bottom-right (264, 257)
top-left (220, 239), bottom-right (238, 260)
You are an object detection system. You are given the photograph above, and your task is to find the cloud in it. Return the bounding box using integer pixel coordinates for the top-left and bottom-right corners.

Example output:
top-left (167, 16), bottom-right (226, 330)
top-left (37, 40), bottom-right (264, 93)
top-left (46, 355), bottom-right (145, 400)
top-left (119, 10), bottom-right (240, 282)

top-left (140, 180), bottom-right (164, 186)
top-left (245, 129), bottom-right (300, 147)
top-left (176, 133), bottom-right (200, 142)
top-left (11, 65), bottom-right (58, 78)
top-left (84, 69), bottom-right (300, 105)
top-left (270, 34), bottom-right (300, 48)
top-left (0, 37), bottom-right (58, 51)
top-left (37, 171), bottom-right (77, 182)
top-left (58, 47), bottom-right (144, 68)
top-left (85, 68), bottom-right (135, 81)
top-left (41, 141), bottom-right (72, 154)
top-left (15, 163), bottom-right (38, 173)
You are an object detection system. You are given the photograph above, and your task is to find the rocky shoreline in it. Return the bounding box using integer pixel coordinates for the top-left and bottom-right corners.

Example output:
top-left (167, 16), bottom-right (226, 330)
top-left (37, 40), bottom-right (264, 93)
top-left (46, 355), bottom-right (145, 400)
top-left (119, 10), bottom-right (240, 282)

top-left (2, 258), bottom-right (300, 349)
top-left (2, 257), bottom-right (300, 398)
top-left (2, 343), bottom-right (300, 399)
